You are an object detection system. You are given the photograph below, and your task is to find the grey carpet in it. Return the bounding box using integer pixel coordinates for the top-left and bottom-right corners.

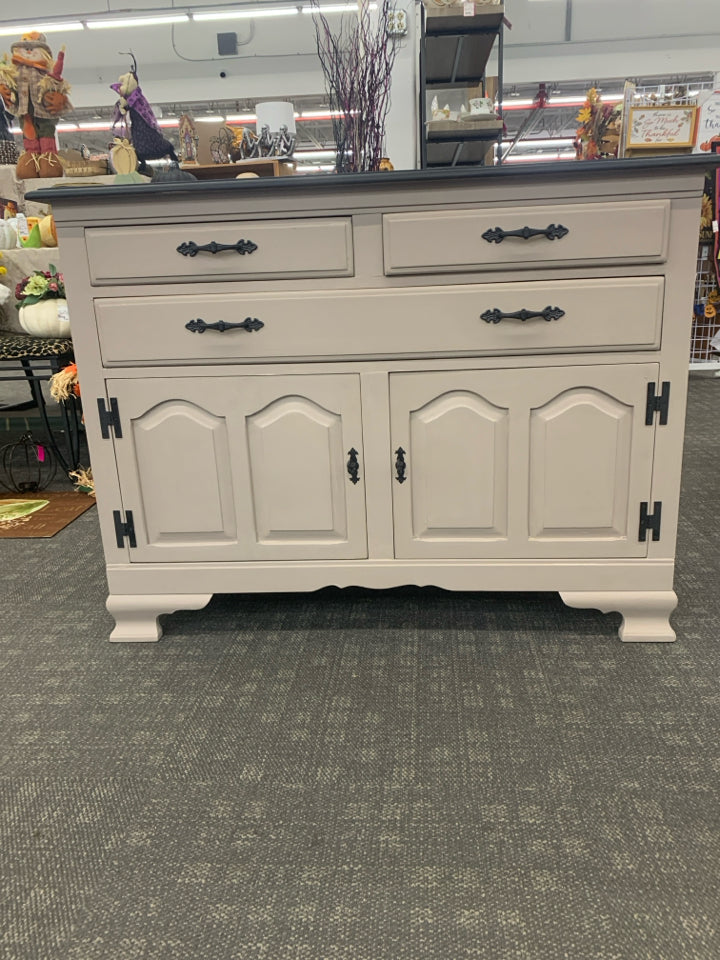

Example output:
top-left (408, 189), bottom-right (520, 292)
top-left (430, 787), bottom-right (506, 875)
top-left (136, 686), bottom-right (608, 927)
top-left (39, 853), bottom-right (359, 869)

top-left (1, 376), bottom-right (719, 960)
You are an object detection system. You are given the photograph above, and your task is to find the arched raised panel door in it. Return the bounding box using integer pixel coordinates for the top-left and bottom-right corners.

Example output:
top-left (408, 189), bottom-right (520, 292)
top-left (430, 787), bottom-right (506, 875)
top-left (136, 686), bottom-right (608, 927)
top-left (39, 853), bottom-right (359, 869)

top-left (134, 401), bottom-right (236, 544)
top-left (530, 389), bottom-right (632, 539)
top-left (237, 374), bottom-right (368, 560)
top-left (525, 364), bottom-right (658, 558)
top-left (247, 397), bottom-right (346, 541)
top-left (111, 379), bottom-right (241, 562)
top-left (411, 390), bottom-right (508, 538)
top-left (391, 374), bottom-right (509, 559)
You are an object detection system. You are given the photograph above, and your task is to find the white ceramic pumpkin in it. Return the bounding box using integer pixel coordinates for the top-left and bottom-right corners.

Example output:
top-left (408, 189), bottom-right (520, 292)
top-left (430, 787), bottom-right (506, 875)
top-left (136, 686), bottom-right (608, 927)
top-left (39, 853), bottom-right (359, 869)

top-left (18, 298), bottom-right (71, 338)
top-left (0, 220), bottom-right (18, 249)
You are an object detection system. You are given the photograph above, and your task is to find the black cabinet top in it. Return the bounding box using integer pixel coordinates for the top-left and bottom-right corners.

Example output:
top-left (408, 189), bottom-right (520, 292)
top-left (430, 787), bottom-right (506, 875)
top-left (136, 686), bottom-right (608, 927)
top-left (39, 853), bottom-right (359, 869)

top-left (26, 154), bottom-right (718, 204)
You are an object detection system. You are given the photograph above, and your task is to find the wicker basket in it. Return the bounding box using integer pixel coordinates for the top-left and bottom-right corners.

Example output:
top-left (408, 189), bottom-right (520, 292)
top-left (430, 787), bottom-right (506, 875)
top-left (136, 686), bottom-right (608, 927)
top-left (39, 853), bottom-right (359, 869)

top-left (58, 158), bottom-right (109, 177)
top-left (58, 154), bottom-right (109, 177)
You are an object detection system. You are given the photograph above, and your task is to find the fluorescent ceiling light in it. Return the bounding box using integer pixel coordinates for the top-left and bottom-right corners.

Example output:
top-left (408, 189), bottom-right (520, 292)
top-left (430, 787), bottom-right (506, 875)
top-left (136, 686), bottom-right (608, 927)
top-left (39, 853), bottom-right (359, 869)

top-left (196, 115), bottom-right (225, 122)
top-left (502, 138), bottom-right (575, 148)
top-left (193, 7), bottom-right (299, 20)
top-left (503, 94), bottom-right (623, 110)
top-left (302, 3), bottom-right (378, 12)
top-left (296, 164), bottom-right (336, 173)
top-left (87, 14), bottom-right (189, 29)
top-left (225, 114), bottom-right (258, 123)
top-left (299, 109), bottom-right (357, 119)
top-left (77, 121), bottom-right (112, 130)
top-left (158, 119), bottom-right (180, 127)
top-left (56, 122), bottom-right (78, 131)
top-left (503, 153), bottom-right (576, 163)
top-left (0, 21), bottom-right (84, 35)
top-left (295, 150), bottom-right (338, 160)
top-left (549, 94), bottom-right (624, 105)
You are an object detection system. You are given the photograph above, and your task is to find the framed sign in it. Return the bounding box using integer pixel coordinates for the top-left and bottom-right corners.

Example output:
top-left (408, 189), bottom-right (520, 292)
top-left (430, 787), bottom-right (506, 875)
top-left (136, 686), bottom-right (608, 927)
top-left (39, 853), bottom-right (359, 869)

top-left (694, 90), bottom-right (720, 153)
top-left (627, 105), bottom-right (698, 149)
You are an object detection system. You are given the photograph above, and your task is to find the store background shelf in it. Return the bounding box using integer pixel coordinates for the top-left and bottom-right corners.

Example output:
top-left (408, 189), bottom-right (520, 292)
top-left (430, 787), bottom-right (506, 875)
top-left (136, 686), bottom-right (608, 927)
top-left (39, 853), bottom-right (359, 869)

top-left (425, 117), bottom-right (504, 167)
top-left (419, 2), bottom-right (505, 168)
top-left (423, 4), bottom-right (505, 88)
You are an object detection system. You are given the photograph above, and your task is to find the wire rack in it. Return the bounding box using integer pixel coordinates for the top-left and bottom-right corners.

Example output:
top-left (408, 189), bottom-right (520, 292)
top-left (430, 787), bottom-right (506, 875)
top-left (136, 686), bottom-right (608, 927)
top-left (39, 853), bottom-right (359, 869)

top-left (632, 76), bottom-right (715, 106)
top-left (631, 75), bottom-right (720, 372)
top-left (691, 242), bottom-right (720, 370)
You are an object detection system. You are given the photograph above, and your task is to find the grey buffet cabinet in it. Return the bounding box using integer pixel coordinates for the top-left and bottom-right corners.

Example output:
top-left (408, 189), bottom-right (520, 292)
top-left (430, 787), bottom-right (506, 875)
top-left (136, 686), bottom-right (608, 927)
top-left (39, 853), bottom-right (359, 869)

top-left (29, 157), bottom-right (712, 642)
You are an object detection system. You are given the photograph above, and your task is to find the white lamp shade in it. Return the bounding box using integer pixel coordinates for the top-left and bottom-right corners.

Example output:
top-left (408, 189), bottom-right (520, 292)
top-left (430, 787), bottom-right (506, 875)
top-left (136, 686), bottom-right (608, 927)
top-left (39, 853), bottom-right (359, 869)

top-left (255, 101), bottom-right (296, 135)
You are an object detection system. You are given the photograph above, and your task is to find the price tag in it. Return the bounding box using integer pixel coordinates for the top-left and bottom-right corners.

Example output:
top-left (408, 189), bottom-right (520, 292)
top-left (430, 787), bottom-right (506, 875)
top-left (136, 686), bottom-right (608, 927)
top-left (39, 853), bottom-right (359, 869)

top-left (713, 220), bottom-right (719, 234)
top-left (57, 302), bottom-right (70, 324)
top-left (463, 2), bottom-right (475, 15)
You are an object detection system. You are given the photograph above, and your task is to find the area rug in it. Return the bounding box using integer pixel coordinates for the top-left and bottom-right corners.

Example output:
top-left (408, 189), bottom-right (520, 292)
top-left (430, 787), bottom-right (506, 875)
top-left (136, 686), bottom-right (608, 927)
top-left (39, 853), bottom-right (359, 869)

top-left (0, 491), bottom-right (95, 538)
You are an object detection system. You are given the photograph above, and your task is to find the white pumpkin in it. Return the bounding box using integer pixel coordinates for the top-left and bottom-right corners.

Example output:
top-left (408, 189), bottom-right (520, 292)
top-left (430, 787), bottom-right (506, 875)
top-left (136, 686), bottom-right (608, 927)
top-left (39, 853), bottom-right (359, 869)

top-left (0, 219), bottom-right (18, 249)
top-left (19, 298), bottom-right (71, 338)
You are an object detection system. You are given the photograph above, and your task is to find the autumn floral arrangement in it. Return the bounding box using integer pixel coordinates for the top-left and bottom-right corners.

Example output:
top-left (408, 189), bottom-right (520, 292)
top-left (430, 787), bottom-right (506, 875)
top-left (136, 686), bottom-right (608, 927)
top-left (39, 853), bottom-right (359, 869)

top-left (15, 263), bottom-right (65, 308)
top-left (576, 88), bottom-right (623, 160)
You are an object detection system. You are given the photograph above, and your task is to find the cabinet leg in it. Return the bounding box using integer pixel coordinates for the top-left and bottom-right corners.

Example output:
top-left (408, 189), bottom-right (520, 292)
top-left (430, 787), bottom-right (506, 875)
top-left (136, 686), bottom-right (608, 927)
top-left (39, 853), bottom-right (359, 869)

top-left (560, 591), bottom-right (678, 643)
top-left (106, 594), bottom-right (213, 643)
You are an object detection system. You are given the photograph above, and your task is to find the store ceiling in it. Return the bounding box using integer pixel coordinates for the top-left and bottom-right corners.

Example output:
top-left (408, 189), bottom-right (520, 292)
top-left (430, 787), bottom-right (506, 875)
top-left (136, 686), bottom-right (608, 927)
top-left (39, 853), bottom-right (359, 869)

top-left (1, 1), bottom-right (717, 166)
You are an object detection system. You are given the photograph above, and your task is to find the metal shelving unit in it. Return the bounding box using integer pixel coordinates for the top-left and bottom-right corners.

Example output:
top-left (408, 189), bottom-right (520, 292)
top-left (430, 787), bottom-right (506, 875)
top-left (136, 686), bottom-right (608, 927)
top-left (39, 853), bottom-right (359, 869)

top-left (691, 241), bottom-right (720, 372)
top-left (419, 2), bottom-right (505, 168)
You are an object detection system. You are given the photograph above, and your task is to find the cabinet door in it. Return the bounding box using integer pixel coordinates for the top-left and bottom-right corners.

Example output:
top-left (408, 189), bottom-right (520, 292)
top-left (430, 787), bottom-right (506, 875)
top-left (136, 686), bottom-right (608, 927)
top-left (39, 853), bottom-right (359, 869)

top-left (390, 364), bottom-right (659, 559)
top-left (110, 375), bottom-right (367, 562)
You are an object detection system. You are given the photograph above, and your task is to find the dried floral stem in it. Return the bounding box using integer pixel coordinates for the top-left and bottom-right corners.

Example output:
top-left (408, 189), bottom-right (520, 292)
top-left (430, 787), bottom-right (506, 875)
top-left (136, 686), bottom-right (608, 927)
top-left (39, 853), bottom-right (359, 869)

top-left (310, 0), bottom-right (398, 173)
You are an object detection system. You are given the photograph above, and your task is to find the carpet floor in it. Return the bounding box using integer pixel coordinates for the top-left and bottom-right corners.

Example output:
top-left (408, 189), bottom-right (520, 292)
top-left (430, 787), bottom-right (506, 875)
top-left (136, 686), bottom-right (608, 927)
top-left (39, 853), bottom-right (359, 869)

top-left (0, 376), bottom-right (719, 960)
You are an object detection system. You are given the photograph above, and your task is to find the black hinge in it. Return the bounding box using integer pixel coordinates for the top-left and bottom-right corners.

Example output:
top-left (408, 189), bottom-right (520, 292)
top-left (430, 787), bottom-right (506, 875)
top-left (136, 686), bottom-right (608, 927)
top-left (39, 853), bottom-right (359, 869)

top-left (113, 509), bottom-right (137, 548)
top-left (97, 397), bottom-right (123, 439)
top-left (639, 501), bottom-right (662, 542)
top-left (645, 382), bottom-right (670, 426)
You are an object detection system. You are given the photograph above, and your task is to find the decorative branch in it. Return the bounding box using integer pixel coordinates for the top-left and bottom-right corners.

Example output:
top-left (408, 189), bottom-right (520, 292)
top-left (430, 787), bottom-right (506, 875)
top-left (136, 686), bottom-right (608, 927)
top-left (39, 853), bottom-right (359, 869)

top-left (309, 0), bottom-right (399, 173)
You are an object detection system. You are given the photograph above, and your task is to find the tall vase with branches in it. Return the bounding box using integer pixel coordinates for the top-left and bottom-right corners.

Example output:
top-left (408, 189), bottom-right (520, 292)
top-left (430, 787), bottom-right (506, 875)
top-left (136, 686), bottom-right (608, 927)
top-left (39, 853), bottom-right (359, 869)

top-left (309, 0), bottom-right (399, 173)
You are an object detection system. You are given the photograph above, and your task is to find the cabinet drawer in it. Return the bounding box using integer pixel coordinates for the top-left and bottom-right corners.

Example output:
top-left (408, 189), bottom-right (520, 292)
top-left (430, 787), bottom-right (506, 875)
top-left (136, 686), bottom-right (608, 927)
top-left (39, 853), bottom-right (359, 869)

top-left (95, 276), bottom-right (663, 365)
top-left (85, 217), bottom-right (354, 285)
top-left (383, 200), bottom-right (670, 274)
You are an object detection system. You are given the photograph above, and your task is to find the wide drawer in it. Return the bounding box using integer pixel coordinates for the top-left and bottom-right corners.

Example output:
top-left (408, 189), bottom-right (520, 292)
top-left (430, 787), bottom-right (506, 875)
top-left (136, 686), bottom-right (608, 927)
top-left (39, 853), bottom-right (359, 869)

top-left (95, 276), bottom-right (664, 365)
top-left (383, 200), bottom-right (670, 274)
top-left (85, 217), bottom-right (354, 285)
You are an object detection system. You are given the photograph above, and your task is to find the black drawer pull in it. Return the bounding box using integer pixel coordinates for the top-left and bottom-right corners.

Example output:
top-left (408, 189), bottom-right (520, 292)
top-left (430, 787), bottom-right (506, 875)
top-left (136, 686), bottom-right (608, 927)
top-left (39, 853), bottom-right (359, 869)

top-left (347, 448), bottom-right (360, 485)
top-left (481, 306), bottom-right (565, 324)
top-left (394, 447), bottom-right (407, 484)
top-left (185, 317), bottom-right (264, 334)
top-left (482, 224), bottom-right (569, 244)
top-left (176, 239), bottom-right (258, 257)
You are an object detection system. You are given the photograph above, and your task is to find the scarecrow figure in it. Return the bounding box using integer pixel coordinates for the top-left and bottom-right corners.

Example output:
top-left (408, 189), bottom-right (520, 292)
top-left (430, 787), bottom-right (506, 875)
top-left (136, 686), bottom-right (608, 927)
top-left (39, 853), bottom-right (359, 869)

top-left (111, 56), bottom-right (178, 174)
top-left (0, 58), bottom-right (19, 167)
top-left (0, 34), bottom-right (70, 179)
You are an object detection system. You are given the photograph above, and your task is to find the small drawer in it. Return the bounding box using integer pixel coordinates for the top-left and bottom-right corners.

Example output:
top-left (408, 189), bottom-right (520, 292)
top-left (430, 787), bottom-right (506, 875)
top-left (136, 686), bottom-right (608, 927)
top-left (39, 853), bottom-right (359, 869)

top-left (95, 276), bottom-right (663, 366)
top-left (85, 217), bottom-right (353, 285)
top-left (383, 200), bottom-right (670, 274)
